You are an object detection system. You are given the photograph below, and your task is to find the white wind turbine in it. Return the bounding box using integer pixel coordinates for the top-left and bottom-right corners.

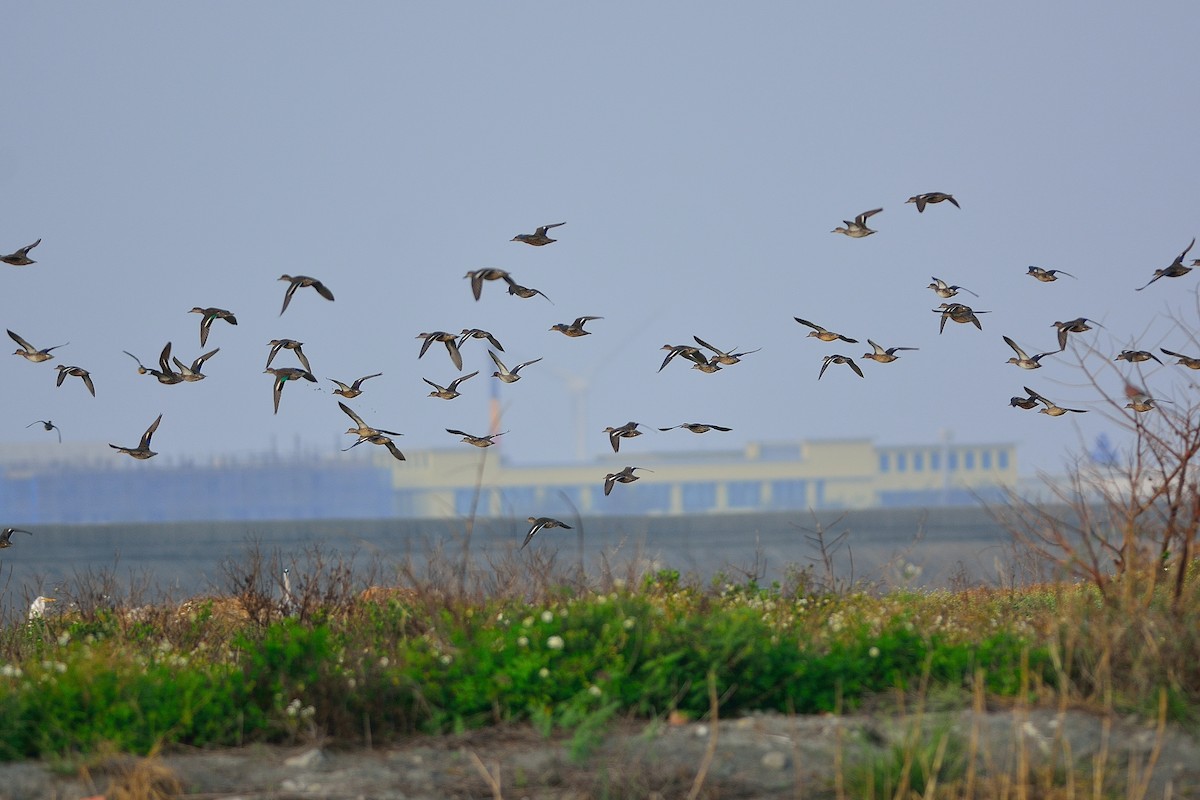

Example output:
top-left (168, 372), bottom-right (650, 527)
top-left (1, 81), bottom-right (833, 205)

top-left (545, 315), bottom-right (654, 462)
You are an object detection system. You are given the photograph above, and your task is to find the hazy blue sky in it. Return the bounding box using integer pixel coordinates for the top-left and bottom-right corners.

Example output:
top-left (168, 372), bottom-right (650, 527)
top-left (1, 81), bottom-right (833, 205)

top-left (4, 4), bottom-right (1199, 475)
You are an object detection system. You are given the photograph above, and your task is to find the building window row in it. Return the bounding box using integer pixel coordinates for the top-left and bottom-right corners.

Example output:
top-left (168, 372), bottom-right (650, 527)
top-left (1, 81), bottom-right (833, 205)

top-left (879, 447), bottom-right (1011, 474)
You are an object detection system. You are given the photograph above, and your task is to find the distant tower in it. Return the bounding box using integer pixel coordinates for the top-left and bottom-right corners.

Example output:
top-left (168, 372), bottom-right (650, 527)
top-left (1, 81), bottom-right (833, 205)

top-left (488, 380), bottom-right (502, 439)
top-left (545, 369), bottom-right (590, 462)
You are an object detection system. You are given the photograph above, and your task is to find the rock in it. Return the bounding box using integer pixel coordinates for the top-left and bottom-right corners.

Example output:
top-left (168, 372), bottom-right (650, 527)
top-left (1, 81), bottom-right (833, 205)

top-left (284, 747), bottom-right (326, 769)
top-left (761, 750), bottom-right (788, 770)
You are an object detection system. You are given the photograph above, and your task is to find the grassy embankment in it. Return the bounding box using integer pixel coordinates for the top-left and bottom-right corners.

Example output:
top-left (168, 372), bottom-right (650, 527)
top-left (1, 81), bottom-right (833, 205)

top-left (0, 545), bottom-right (1195, 797)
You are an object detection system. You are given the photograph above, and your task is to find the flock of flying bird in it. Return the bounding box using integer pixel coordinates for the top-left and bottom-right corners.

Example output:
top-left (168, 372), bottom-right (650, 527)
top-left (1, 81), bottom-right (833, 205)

top-left (817, 200), bottom-right (1200, 422)
top-left (0, 223), bottom-right (749, 551)
top-left (3, 200), bottom-right (1200, 550)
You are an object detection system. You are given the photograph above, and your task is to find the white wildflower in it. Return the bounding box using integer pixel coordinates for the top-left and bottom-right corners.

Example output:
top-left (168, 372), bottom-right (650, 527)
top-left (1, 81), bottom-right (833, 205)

top-left (588, 685), bottom-right (602, 697)
top-left (517, 636), bottom-right (529, 647)
top-left (538, 667), bottom-right (550, 679)
top-left (868, 646), bottom-right (880, 658)
top-left (540, 610), bottom-right (554, 624)
top-left (546, 635), bottom-right (565, 651)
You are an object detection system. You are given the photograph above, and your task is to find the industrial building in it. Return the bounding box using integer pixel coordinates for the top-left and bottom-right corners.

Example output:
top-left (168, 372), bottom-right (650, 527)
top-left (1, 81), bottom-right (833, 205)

top-left (0, 436), bottom-right (1017, 525)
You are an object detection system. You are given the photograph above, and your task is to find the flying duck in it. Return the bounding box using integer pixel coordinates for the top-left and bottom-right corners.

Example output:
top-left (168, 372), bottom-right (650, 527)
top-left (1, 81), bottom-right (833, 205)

top-left (1115, 349), bottom-right (1162, 365)
top-left (1135, 238), bottom-right (1195, 291)
top-left (109, 414), bottom-right (163, 459)
top-left (1126, 393), bottom-right (1170, 413)
top-left (344, 432), bottom-right (405, 461)
top-left (658, 423), bottom-right (732, 434)
top-left (1024, 387), bottom-right (1087, 417)
top-left (933, 303), bottom-right (988, 333)
top-left (861, 340), bottom-right (918, 364)
top-left (447, 428), bottom-right (508, 448)
top-left (264, 367), bottom-right (317, 413)
top-left (9, 329), bottom-right (66, 363)
top-left (659, 344), bottom-right (708, 372)
top-left (504, 278), bottom-right (554, 303)
top-left (464, 268), bottom-right (511, 301)
top-left (1003, 336), bottom-right (1056, 370)
top-left (55, 365), bottom-right (96, 396)
top-left (551, 316), bottom-right (603, 337)
top-left (603, 421), bottom-right (648, 453)
top-left (603, 466), bottom-right (652, 496)
top-left (26, 420), bottom-right (62, 442)
top-left (0, 239), bottom-right (41, 266)
top-left (1051, 318), bottom-right (1103, 351)
top-left (690, 358), bottom-right (723, 373)
top-left (458, 328), bottom-right (505, 352)
top-left (927, 277), bottom-right (978, 299)
top-left (424, 371), bottom-right (479, 400)
top-left (1027, 266), bottom-right (1075, 282)
top-left (278, 274), bottom-right (335, 315)
top-left (795, 317), bottom-right (858, 343)
top-left (832, 208), bottom-right (882, 237)
top-left (188, 307), bottom-right (237, 347)
top-left (819, 354), bottom-right (864, 379)
top-left (1009, 390), bottom-right (1040, 410)
top-left (172, 348), bottom-right (219, 382)
top-left (266, 339), bottom-right (312, 373)
top-left (489, 349), bottom-right (541, 383)
top-left (0, 528), bottom-right (32, 548)
top-left (522, 516), bottom-right (572, 549)
top-left (328, 373), bottom-right (382, 399)
top-left (1160, 348), bottom-right (1200, 369)
top-left (905, 193), bottom-right (959, 213)
top-left (511, 222), bottom-right (565, 246)
top-left (338, 401), bottom-right (403, 439)
top-left (693, 336), bottom-right (760, 365)
top-left (124, 343), bottom-right (183, 384)
top-left (416, 331), bottom-right (464, 371)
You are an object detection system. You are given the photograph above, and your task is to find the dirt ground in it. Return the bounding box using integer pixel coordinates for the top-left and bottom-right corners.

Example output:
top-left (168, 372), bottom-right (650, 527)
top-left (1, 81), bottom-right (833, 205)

top-left (3, 709), bottom-right (1197, 800)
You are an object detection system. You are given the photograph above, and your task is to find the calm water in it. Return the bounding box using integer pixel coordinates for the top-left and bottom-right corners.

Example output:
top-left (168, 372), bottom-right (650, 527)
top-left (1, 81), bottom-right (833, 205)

top-left (0, 506), bottom-right (1035, 621)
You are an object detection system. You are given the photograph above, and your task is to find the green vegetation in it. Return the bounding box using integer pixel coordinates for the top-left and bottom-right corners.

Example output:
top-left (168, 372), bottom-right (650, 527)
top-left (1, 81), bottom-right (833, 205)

top-left (0, 553), bottom-right (1196, 770)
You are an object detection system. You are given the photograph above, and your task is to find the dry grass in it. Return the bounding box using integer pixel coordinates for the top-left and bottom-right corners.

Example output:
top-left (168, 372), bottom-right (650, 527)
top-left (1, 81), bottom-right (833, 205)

top-left (102, 754), bottom-right (181, 800)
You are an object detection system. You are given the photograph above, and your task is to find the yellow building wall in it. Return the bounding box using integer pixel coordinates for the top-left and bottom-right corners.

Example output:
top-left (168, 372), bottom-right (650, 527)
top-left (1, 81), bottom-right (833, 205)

top-left (384, 438), bottom-right (1019, 517)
